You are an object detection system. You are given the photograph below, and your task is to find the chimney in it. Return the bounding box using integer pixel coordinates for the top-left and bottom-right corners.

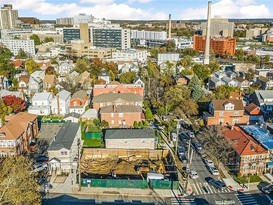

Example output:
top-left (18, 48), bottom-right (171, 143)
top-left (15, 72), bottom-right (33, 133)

top-left (57, 95), bottom-right (60, 115)
top-left (168, 14), bottom-right (172, 38)
top-left (204, 1), bottom-right (212, 65)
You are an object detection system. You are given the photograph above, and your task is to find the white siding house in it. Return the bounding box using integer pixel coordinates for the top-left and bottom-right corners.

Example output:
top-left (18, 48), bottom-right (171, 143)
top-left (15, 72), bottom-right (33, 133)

top-left (51, 90), bottom-right (71, 115)
top-left (28, 92), bottom-right (53, 115)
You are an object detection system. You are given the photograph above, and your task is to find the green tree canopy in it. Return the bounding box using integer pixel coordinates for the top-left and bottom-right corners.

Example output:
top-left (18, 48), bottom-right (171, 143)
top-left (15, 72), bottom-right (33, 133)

top-left (30, 34), bottom-right (41, 45)
top-left (25, 59), bottom-right (40, 74)
top-left (0, 46), bottom-right (16, 78)
top-left (14, 48), bottom-right (28, 59)
top-left (0, 156), bottom-right (41, 205)
top-left (192, 64), bottom-right (211, 82)
top-left (189, 75), bottom-right (205, 101)
top-left (145, 107), bottom-right (153, 121)
top-left (119, 72), bottom-right (137, 84)
top-left (74, 58), bottom-right (89, 73)
top-left (43, 37), bottom-right (54, 43)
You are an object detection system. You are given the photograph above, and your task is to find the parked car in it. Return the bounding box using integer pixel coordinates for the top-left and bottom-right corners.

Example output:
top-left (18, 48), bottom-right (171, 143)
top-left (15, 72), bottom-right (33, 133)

top-left (207, 178), bottom-right (226, 190)
top-left (204, 159), bottom-right (214, 167)
top-left (179, 153), bottom-right (188, 164)
top-left (262, 184), bottom-right (273, 194)
top-left (194, 143), bottom-right (202, 152)
top-left (36, 156), bottom-right (49, 163)
top-left (208, 166), bottom-right (219, 175)
top-left (189, 169), bottom-right (199, 179)
top-left (188, 131), bottom-right (195, 138)
top-left (33, 163), bottom-right (47, 169)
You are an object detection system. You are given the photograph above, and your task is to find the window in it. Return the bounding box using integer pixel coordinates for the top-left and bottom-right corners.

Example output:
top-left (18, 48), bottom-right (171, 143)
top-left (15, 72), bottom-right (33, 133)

top-left (244, 157), bottom-right (249, 163)
top-left (252, 156), bottom-right (256, 162)
top-left (251, 163), bottom-right (256, 171)
top-left (9, 151), bottom-right (14, 156)
top-left (118, 120), bottom-right (121, 125)
top-left (111, 113), bottom-right (114, 118)
top-left (243, 164), bottom-right (249, 173)
top-left (111, 120), bottom-right (114, 125)
top-left (234, 111), bottom-right (239, 116)
top-left (119, 113), bottom-right (123, 118)
top-left (219, 111), bottom-right (224, 116)
top-left (61, 151), bottom-right (68, 155)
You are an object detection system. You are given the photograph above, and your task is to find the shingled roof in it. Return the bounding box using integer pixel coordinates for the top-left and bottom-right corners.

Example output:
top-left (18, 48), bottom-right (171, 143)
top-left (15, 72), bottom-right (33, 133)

top-left (48, 122), bottom-right (79, 151)
top-left (92, 93), bottom-right (143, 103)
top-left (212, 99), bottom-right (244, 111)
top-left (105, 129), bottom-right (155, 140)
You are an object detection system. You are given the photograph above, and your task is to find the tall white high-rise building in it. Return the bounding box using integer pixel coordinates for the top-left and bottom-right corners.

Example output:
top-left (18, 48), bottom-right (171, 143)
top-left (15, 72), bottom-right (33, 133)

top-left (73, 14), bottom-right (93, 26)
top-left (0, 4), bottom-right (18, 29)
top-left (131, 30), bottom-right (167, 41)
top-left (0, 39), bottom-right (35, 56)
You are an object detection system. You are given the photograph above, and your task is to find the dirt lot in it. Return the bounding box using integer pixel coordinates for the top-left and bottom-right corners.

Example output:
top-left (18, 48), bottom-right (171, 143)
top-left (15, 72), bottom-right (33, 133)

top-left (81, 157), bottom-right (165, 176)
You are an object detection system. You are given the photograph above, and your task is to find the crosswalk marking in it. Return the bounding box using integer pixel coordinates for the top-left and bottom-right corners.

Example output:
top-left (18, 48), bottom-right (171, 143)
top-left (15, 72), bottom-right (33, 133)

top-left (170, 197), bottom-right (196, 205)
top-left (192, 182), bottom-right (233, 196)
top-left (236, 193), bottom-right (259, 205)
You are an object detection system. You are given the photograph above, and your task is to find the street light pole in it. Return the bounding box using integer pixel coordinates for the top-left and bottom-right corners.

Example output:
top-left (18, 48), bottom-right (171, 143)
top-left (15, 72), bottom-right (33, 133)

top-left (77, 138), bottom-right (81, 191)
top-left (175, 123), bottom-right (181, 155)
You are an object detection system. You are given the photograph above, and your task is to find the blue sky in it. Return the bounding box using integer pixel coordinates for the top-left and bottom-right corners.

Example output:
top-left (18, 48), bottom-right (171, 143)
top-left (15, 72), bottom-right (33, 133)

top-left (2, 0), bottom-right (273, 20)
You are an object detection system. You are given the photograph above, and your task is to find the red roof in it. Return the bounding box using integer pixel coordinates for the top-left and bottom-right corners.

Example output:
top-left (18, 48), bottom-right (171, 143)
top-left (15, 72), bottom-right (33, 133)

top-left (224, 126), bottom-right (267, 156)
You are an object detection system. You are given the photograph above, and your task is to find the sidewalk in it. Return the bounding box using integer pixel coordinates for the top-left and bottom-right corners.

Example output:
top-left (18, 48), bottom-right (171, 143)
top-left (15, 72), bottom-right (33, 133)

top-left (48, 172), bottom-right (181, 201)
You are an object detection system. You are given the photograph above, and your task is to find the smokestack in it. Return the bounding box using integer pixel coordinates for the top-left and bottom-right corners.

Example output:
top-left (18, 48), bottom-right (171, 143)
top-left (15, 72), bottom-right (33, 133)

top-left (204, 1), bottom-right (212, 65)
top-left (168, 14), bottom-right (171, 38)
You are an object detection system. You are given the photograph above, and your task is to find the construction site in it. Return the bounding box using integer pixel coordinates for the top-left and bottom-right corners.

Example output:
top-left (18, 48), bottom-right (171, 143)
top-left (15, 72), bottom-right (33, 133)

top-left (80, 148), bottom-right (179, 189)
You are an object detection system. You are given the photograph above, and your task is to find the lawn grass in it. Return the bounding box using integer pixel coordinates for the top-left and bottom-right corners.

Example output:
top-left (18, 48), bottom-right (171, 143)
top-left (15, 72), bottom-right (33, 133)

top-left (83, 139), bottom-right (101, 147)
top-left (234, 174), bottom-right (263, 184)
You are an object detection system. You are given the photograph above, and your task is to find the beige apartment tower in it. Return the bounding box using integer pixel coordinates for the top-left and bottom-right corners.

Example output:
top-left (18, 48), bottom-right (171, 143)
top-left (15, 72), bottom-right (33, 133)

top-left (201, 18), bottom-right (234, 38)
top-left (0, 4), bottom-right (18, 29)
top-left (79, 23), bottom-right (90, 43)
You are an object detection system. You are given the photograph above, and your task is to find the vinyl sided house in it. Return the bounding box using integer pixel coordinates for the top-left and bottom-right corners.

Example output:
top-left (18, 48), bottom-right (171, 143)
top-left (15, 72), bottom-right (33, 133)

top-left (250, 90), bottom-right (273, 114)
top-left (100, 105), bottom-right (142, 128)
top-left (51, 90), bottom-right (71, 115)
top-left (224, 126), bottom-right (267, 175)
top-left (28, 92), bottom-right (53, 115)
top-left (69, 90), bottom-right (89, 114)
top-left (104, 129), bottom-right (156, 150)
top-left (204, 99), bottom-right (249, 126)
top-left (48, 122), bottom-right (81, 174)
top-left (0, 113), bottom-right (38, 156)
top-left (92, 93), bottom-right (143, 111)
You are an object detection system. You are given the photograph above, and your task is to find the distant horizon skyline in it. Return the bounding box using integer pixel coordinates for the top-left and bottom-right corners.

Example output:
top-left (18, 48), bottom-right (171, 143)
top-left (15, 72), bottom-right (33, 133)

top-left (1, 0), bottom-right (273, 21)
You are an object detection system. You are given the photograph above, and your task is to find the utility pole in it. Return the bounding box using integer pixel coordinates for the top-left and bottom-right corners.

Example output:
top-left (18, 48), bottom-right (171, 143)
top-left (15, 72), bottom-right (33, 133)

top-left (175, 123), bottom-right (181, 155)
top-left (78, 138), bottom-right (81, 191)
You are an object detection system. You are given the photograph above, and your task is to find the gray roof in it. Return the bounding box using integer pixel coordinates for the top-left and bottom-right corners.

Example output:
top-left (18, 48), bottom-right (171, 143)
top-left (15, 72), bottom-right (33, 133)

top-left (48, 122), bottom-right (80, 151)
top-left (81, 109), bottom-right (98, 118)
top-left (105, 129), bottom-right (155, 140)
top-left (72, 90), bottom-right (87, 100)
top-left (254, 90), bottom-right (273, 105)
top-left (100, 105), bottom-right (142, 113)
top-left (32, 92), bottom-right (52, 101)
top-left (210, 76), bottom-right (220, 84)
top-left (58, 90), bottom-right (71, 100)
top-left (221, 76), bottom-right (232, 84)
top-left (93, 93), bottom-right (143, 103)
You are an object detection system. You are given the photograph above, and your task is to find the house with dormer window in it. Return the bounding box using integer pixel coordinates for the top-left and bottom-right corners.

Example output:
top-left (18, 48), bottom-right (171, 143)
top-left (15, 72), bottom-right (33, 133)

top-left (204, 99), bottom-right (249, 126)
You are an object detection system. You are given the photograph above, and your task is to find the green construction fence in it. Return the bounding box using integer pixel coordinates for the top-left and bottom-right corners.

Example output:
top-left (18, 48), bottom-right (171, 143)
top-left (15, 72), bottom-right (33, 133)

top-left (149, 179), bottom-right (179, 189)
top-left (81, 178), bottom-right (148, 189)
top-left (85, 132), bottom-right (102, 139)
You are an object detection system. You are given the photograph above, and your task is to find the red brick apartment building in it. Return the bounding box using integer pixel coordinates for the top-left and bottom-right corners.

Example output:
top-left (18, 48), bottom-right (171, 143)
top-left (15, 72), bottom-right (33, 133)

top-left (100, 105), bottom-right (142, 128)
top-left (204, 99), bottom-right (249, 126)
top-left (224, 126), bottom-right (267, 175)
top-left (0, 112), bottom-right (38, 156)
top-left (193, 35), bottom-right (236, 56)
top-left (92, 83), bottom-right (144, 97)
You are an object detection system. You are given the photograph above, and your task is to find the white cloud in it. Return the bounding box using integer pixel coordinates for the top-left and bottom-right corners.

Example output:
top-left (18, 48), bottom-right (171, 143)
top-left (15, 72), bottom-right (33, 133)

top-left (80, 0), bottom-right (115, 4)
top-left (128, 0), bottom-right (152, 3)
top-left (1, 0), bottom-right (166, 20)
top-left (181, 0), bottom-right (272, 19)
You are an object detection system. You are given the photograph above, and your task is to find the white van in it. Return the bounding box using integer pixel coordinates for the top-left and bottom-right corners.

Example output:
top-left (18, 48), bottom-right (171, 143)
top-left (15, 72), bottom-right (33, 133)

top-left (147, 172), bottom-right (164, 182)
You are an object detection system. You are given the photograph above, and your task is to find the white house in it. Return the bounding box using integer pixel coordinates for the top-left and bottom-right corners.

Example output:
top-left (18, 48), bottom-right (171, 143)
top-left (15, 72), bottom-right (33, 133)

top-left (58, 61), bottom-right (75, 75)
top-left (51, 90), bottom-right (71, 115)
top-left (98, 72), bottom-right (110, 84)
top-left (28, 92), bottom-right (53, 115)
top-left (28, 76), bottom-right (43, 94)
top-left (48, 122), bottom-right (81, 174)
